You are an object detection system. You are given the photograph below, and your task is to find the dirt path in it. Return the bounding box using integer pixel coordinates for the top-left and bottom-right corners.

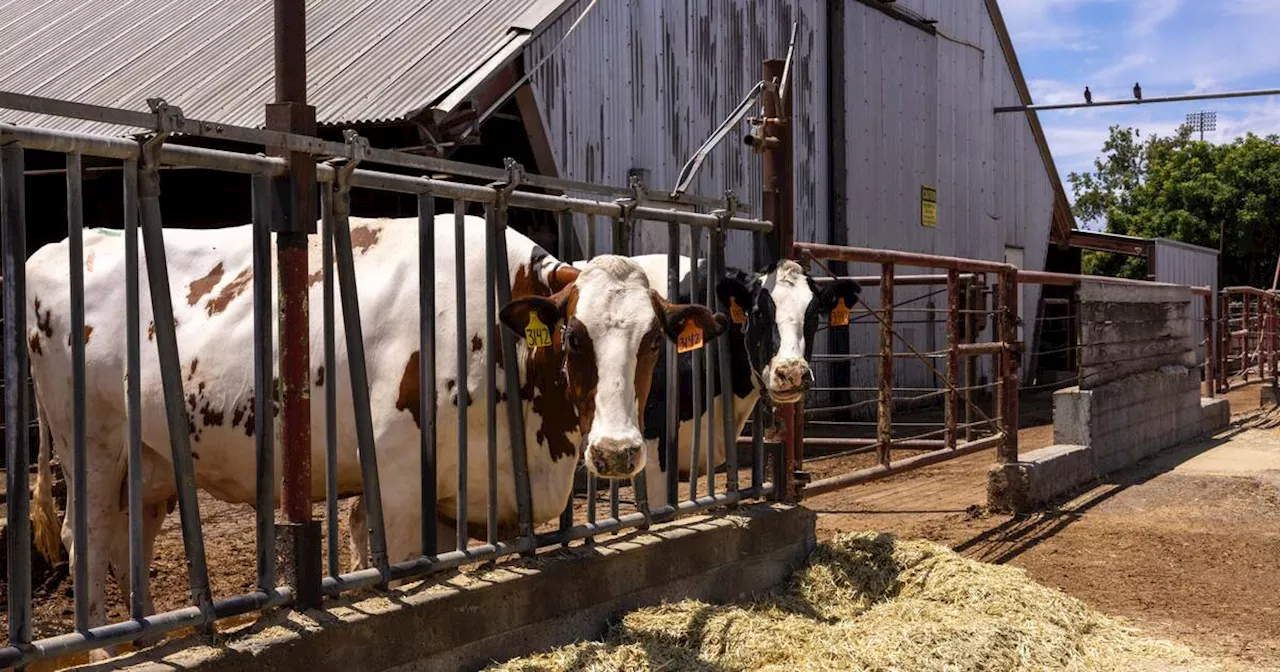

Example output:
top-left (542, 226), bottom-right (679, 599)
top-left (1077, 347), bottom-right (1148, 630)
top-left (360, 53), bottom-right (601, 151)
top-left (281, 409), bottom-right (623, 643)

top-left (806, 383), bottom-right (1279, 670)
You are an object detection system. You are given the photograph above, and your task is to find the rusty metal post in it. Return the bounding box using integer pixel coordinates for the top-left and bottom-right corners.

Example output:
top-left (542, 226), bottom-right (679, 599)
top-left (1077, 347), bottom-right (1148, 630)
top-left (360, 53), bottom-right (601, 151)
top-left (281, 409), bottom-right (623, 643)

top-left (1243, 295), bottom-right (1253, 380)
top-left (268, 0), bottom-right (320, 609)
top-left (1218, 293), bottom-right (1229, 392)
top-left (945, 270), bottom-right (960, 449)
top-left (1204, 293), bottom-right (1215, 398)
top-left (997, 270), bottom-right (1020, 463)
top-left (964, 279), bottom-right (978, 442)
top-left (877, 263), bottom-right (894, 466)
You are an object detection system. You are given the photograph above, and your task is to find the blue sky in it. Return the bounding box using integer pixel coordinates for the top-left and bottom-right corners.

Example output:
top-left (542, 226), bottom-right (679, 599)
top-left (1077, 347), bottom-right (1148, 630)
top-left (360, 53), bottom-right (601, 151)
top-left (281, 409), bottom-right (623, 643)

top-left (999, 0), bottom-right (1280, 193)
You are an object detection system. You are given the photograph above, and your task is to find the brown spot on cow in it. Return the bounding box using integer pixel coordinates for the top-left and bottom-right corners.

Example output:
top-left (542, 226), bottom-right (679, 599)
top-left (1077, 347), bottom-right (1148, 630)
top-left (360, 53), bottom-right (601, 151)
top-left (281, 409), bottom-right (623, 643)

top-left (147, 321), bottom-right (155, 341)
top-left (65, 325), bottom-right (93, 348)
top-left (243, 397), bottom-right (256, 437)
top-left (471, 334), bottom-right (483, 353)
top-left (33, 298), bottom-right (53, 338)
top-left (521, 287), bottom-right (582, 462)
top-left (232, 403), bottom-right (247, 428)
top-left (308, 270), bottom-right (324, 287)
top-left (187, 262), bottom-right (224, 306)
top-left (85, 251), bottom-right (95, 272)
top-left (316, 365), bottom-right (325, 387)
top-left (349, 225), bottom-right (380, 254)
top-left (396, 351), bottom-right (421, 427)
top-left (206, 268), bottom-right (252, 316)
top-left (28, 331), bottom-right (42, 356)
top-left (200, 402), bottom-right (225, 427)
top-left (187, 358), bottom-right (199, 381)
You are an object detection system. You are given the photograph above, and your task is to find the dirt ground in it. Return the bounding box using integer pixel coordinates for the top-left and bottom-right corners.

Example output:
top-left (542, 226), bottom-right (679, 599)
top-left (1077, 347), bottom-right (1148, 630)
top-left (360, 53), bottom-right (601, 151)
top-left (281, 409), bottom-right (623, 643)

top-left (1, 383), bottom-right (1275, 671)
top-left (806, 382), bottom-right (1280, 671)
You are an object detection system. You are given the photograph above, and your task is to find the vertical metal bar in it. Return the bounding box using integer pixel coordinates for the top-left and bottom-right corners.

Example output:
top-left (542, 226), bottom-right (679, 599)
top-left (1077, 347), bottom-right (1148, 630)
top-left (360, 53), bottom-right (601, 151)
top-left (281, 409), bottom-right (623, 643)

top-left (2, 140), bottom-right (32, 647)
top-left (1219, 293), bottom-right (1229, 393)
top-left (1243, 295), bottom-right (1252, 380)
top-left (665, 222), bottom-right (680, 509)
top-left (254, 175), bottom-right (279, 589)
top-left (318, 181), bottom-right (337, 579)
top-left (136, 144), bottom-right (213, 618)
top-left (419, 193), bottom-right (438, 555)
top-left (751, 404), bottom-right (764, 493)
top-left (1204, 293), bottom-right (1215, 399)
top-left (877, 263), bottom-right (894, 466)
top-left (557, 210), bottom-right (574, 261)
top-left (123, 159), bottom-right (147, 619)
top-left (489, 189), bottom-right (535, 544)
top-left (945, 270), bottom-right (960, 449)
top-left (704, 235), bottom-right (716, 500)
top-left (964, 280), bottom-right (977, 442)
top-left (453, 200), bottom-right (469, 552)
top-left (484, 204), bottom-right (499, 545)
top-left (713, 225), bottom-right (737, 494)
top-left (689, 229), bottom-right (702, 503)
top-left (998, 270), bottom-right (1020, 463)
top-left (330, 172), bottom-right (388, 578)
top-left (585, 214), bottom-right (597, 258)
top-left (66, 153), bottom-right (90, 632)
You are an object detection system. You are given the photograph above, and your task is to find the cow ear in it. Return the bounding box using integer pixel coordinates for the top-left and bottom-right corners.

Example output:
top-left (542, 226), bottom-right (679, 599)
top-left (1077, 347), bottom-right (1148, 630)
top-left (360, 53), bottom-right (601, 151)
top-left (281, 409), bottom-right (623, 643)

top-left (816, 278), bottom-right (862, 314)
top-left (715, 271), bottom-right (756, 323)
top-left (650, 291), bottom-right (729, 343)
top-left (548, 265), bottom-right (580, 293)
top-left (499, 293), bottom-right (565, 341)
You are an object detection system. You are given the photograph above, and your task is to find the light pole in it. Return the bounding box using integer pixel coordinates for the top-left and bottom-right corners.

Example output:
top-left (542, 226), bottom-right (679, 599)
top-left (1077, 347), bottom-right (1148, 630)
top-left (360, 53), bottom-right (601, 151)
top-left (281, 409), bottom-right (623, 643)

top-left (1186, 110), bottom-right (1217, 141)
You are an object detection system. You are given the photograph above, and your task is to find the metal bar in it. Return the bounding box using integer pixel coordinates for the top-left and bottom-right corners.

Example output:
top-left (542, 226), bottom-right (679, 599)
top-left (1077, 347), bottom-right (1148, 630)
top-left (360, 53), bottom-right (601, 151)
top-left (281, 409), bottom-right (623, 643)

top-left (557, 210), bottom-right (574, 260)
top-left (964, 280), bottom-right (977, 442)
top-left (585, 472), bottom-right (597, 544)
top-left (252, 175), bottom-right (278, 588)
top-left (319, 184), bottom-right (339, 579)
top-left (485, 203), bottom-right (499, 545)
top-left (610, 481), bottom-right (620, 521)
top-left (2, 139), bottom-right (32, 647)
top-left (712, 222), bottom-right (737, 493)
top-left (1204, 292), bottom-right (1215, 399)
top-left (665, 221), bottom-right (680, 509)
top-left (419, 193), bottom-right (438, 555)
top-left (136, 141), bottom-right (213, 620)
top-left (489, 180), bottom-right (536, 544)
top-left (994, 87), bottom-right (1280, 113)
top-left (800, 437), bottom-right (948, 449)
top-left (704, 232), bottom-right (716, 501)
top-left (955, 342), bottom-right (1006, 356)
top-left (803, 434), bottom-right (1005, 497)
top-left (946, 270), bottom-right (960, 450)
top-left (330, 168), bottom-right (389, 578)
top-left (751, 404), bottom-right (765, 493)
top-left (585, 214), bottom-right (596, 257)
top-left (453, 200), bottom-right (469, 552)
top-left (998, 271), bottom-right (1020, 463)
top-left (689, 228), bottom-right (703, 503)
top-left (799, 242), bottom-right (1017, 275)
top-left (66, 152), bottom-right (90, 632)
top-left (878, 264), bottom-right (894, 466)
top-left (812, 274), bottom-right (969, 287)
top-left (123, 159), bottom-right (147, 619)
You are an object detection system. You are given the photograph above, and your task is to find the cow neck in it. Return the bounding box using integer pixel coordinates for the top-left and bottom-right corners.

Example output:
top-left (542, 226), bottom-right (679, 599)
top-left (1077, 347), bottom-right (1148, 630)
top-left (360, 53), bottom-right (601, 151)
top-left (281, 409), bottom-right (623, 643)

top-left (511, 263), bottom-right (579, 463)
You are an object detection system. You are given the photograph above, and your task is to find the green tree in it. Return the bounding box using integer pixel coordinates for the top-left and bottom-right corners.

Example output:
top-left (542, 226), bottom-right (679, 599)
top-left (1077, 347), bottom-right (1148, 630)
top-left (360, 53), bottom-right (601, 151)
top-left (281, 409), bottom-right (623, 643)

top-left (1067, 125), bottom-right (1280, 287)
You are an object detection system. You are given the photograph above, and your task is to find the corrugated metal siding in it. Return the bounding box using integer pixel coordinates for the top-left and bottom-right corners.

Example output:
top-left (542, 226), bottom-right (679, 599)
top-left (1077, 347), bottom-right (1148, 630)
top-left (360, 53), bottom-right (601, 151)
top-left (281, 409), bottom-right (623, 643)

top-left (527, 0), bottom-right (827, 270)
top-left (1153, 238), bottom-right (1219, 362)
top-left (0, 0), bottom-right (558, 135)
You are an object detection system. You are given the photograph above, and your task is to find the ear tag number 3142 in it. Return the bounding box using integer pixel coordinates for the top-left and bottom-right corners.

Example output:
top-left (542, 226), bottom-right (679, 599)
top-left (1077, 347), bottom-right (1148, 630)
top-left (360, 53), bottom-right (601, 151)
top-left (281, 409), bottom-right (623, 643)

top-left (829, 297), bottom-right (851, 327)
top-left (677, 320), bottom-right (705, 354)
top-left (525, 314), bottom-right (553, 350)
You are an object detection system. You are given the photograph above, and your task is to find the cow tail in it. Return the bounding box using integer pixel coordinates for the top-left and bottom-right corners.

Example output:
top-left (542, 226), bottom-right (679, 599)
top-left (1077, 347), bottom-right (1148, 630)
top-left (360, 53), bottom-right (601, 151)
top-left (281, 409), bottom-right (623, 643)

top-left (31, 391), bottom-right (62, 563)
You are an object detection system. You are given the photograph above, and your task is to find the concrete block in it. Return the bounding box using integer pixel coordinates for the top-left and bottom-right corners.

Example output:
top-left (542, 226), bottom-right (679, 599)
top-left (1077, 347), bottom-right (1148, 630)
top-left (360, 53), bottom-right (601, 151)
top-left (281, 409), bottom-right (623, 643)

top-left (987, 444), bottom-right (1094, 513)
top-left (79, 504), bottom-right (815, 672)
top-left (1201, 397), bottom-right (1230, 433)
top-left (1078, 280), bottom-right (1191, 305)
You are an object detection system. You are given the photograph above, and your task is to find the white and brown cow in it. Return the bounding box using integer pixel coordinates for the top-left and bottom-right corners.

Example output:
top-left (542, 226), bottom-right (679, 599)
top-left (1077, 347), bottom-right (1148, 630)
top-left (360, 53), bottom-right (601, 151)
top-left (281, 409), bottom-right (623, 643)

top-left (586, 255), bottom-right (860, 506)
top-left (25, 215), bottom-right (724, 648)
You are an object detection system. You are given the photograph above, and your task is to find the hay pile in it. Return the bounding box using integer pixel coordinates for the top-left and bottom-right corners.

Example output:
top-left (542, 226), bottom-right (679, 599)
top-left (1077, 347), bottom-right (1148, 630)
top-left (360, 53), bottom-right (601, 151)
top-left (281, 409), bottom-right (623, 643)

top-left (488, 532), bottom-right (1215, 672)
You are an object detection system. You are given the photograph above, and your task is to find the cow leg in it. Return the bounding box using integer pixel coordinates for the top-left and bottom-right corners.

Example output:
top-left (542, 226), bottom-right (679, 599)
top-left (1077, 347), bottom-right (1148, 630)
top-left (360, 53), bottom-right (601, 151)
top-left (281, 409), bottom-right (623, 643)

top-left (64, 460), bottom-right (127, 663)
top-left (346, 496), bottom-right (369, 572)
top-left (106, 497), bottom-right (169, 643)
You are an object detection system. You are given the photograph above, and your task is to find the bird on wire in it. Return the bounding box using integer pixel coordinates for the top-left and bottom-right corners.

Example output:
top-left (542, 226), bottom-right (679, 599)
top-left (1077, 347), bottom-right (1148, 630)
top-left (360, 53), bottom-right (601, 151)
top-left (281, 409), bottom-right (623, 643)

top-left (1084, 86), bottom-right (1093, 104)
top-left (1134, 82), bottom-right (1143, 100)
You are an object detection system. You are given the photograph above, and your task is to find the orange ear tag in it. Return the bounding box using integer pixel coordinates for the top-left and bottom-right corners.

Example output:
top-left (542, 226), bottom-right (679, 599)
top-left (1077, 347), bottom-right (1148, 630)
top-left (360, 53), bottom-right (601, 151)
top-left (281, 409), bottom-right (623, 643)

top-left (525, 313), bottom-right (553, 350)
top-left (676, 319), bottom-right (705, 354)
top-left (829, 297), bottom-right (851, 327)
top-left (729, 296), bottom-right (747, 325)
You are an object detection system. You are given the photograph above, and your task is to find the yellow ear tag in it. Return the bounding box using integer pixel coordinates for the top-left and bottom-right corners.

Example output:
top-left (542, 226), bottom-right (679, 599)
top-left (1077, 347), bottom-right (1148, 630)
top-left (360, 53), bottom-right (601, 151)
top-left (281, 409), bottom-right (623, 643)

top-left (525, 313), bottom-right (553, 350)
top-left (729, 296), bottom-right (747, 325)
top-left (676, 319), bottom-right (705, 354)
top-left (829, 297), bottom-right (851, 327)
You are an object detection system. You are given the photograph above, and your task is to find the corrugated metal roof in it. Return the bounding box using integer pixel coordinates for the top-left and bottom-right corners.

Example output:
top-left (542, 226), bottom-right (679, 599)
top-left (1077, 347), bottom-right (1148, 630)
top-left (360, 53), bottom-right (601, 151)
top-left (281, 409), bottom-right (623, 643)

top-left (0, 0), bottom-right (569, 136)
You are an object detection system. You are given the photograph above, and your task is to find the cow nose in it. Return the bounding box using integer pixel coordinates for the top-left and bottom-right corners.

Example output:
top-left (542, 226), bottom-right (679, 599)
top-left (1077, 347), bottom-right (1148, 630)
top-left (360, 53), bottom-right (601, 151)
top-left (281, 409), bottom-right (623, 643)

top-left (771, 360), bottom-right (811, 391)
top-left (586, 436), bottom-right (644, 479)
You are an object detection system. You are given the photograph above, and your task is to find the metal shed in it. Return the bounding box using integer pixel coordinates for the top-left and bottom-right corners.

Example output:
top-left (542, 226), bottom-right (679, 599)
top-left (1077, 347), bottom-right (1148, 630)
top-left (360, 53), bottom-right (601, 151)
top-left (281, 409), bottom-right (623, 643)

top-left (1151, 237), bottom-right (1220, 361)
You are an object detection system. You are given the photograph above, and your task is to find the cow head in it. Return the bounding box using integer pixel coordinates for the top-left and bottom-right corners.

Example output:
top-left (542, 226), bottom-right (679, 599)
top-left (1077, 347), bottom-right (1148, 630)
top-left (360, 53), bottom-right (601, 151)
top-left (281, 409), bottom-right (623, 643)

top-left (500, 255), bottom-right (728, 480)
top-left (716, 259), bottom-right (861, 404)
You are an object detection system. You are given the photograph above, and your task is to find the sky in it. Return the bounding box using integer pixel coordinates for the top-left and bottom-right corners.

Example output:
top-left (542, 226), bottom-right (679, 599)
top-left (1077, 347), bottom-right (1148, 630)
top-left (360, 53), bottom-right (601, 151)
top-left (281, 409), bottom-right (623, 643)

top-left (998, 0), bottom-right (1280, 195)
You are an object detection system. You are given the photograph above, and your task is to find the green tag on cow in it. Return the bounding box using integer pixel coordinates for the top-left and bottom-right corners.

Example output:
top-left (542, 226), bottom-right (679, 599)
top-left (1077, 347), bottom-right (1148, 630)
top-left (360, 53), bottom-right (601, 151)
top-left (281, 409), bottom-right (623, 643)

top-left (525, 314), bottom-right (552, 350)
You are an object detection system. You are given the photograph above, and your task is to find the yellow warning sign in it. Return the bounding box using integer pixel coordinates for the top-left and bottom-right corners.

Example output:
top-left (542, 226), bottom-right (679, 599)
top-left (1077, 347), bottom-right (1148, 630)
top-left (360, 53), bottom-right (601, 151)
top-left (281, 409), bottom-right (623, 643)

top-left (525, 313), bottom-right (552, 350)
top-left (921, 185), bottom-right (938, 228)
top-left (676, 320), bottom-right (705, 354)
top-left (829, 297), bottom-right (851, 326)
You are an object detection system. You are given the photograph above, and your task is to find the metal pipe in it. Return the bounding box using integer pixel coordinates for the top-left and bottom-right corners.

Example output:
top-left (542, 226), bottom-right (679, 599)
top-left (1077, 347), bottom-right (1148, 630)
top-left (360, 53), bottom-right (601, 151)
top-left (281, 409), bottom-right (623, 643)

top-left (484, 204), bottom-right (500, 545)
top-left (946, 270), bottom-right (960, 450)
top-left (877, 264), bottom-right (894, 466)
top-left (994, 87), bottom-right (1280, 113)
top-left (751, 404), bottom-right (765, 493)
top-left (252, 175), bottom-right (278, 589)
top-left (1204, 292), bottom-right (1215, 399)
top-left (136, 141), bottom-right (214, 621)
top-left (319, 182), bottom-right (338, 578)
top-left (418, 193), bottom-right (438, 555)
top-left (813, 274), bottom-right (970, 287)
top-left (803, 434), bottom-right (1005, 497)
top-left (998, 271), bottom-right (1020, 463)
top-left (2, 139), bottom-right (32, 647)
top-left (689, 227), bottom-right (703, 503)
top-left (122, 159), bottom-right (147, 618)
top-left (713, 222), bottom-right (738, 493)
top-left (801, 437), bottom-right (947, 449)
top-left (66, 152), bottom-right (90, 632)
top-left (453, 200), bottom-right (469, 552)
top-left (665, 221), bottom-right (680, 509)
top-left (799, 242), bottom-right (1018, 275)
top-left (704, 232), bottom-right (717, 500)
top-left (955, 342), bottom-right (1006, 356)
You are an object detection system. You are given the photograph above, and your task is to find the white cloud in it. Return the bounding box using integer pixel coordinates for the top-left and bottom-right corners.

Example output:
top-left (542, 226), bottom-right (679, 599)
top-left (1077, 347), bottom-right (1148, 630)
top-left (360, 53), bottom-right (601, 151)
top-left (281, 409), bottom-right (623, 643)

top-left (1130, 0), bottom-right (1180, 37)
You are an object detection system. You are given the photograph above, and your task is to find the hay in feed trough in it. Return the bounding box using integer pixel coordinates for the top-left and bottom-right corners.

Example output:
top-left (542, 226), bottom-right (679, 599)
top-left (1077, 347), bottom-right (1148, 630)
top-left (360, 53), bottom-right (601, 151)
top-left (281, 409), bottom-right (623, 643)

top-left (488, 532), bottom-right (1216, 672)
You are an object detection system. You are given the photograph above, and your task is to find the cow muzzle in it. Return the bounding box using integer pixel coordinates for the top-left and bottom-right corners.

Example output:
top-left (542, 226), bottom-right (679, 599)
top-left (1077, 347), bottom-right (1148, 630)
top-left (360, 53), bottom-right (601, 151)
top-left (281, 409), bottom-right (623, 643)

top-left (585, 436), bottom-right (645, 479)
top-left (767, 358), bottom-right (813, 404)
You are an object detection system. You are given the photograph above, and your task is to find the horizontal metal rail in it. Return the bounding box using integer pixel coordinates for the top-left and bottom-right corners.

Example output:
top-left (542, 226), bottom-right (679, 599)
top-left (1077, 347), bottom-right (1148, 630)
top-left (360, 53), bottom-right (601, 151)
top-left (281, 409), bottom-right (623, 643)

top-left (803, 434), bottom-right (1004, 497)
top-left (798, 242), bottom-right (1017, 274)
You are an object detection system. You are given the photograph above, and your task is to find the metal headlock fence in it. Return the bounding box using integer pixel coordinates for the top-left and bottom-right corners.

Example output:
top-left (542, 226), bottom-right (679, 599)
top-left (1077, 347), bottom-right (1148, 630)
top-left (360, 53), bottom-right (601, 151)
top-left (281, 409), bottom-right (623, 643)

top-left (1216, 286), bottom-right (1279, 393)
top-left (0, 91), bottom-right (775, 667)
